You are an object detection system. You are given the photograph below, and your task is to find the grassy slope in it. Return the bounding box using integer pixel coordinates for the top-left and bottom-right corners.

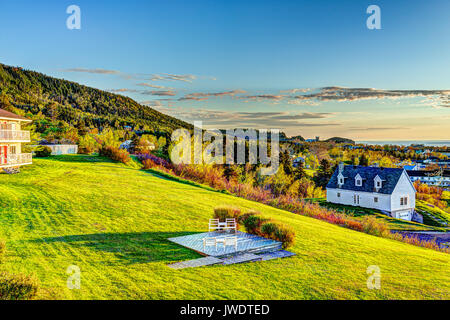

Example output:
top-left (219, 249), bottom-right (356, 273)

top-left (314, 199), bottom-right (448, 232)
top-left (0, 155), bottom-right (449, 300)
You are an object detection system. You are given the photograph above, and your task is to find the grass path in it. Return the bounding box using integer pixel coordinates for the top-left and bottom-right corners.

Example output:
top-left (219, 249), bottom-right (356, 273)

top-left (0, 155), bottom-right (448, 299)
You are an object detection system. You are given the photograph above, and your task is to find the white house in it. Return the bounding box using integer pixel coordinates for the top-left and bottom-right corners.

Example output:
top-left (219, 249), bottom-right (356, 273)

top-left (326, 163), bottom-right (416, 221)
top-left (0, 108), bottom-right (32, 173)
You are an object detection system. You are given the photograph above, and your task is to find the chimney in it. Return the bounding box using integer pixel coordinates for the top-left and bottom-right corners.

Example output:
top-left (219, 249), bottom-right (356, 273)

top-left (339, 162), bottom-right (344, 174)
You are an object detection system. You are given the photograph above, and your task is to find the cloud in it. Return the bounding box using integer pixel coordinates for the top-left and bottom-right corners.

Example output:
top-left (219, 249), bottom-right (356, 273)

top-left (290, 87), bottom-right (450, 104)
top-left (109, 88), bottom-right (139, 93)
top-left (140, 100), bottom-right (164, 107)
top-left (151, 108), bottom-right (339, 129)
top-left (149, 73), bottom-right (197, 83)
top-left (280, 88), bottom-right (312, 94)
top-left (347, 126), bottom-right (408, 131)
top-left (142, 90), bottom-right (177, 96)
top-left (108, 88), bottom-right (177, 96)
top-left (137, 83), bottom-right (174, 90)
top-left (61, 68), bottom-right (120, 75)
top-left (178, 90), bottom-right (246, 101)
top-left (241, 94), bottom-right (286, 102)
top-left (231, 86), bottom-right (449, 107)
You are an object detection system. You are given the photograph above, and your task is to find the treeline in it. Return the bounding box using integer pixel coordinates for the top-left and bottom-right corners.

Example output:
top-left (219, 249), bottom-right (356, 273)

top-left (0, 63), bottom-right (192, 137)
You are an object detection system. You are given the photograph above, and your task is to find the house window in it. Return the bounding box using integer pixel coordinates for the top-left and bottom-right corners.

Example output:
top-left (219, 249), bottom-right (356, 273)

top-left (9, 146), bottom-right (16, 154)
top-left (376, 181), bottom-right (381, 188)
top-left (374, 197), bottom-right (378, 203)
top-left (355, 177), bottom-right (362, 187)
top-left (353, 194), bottom-right (360, 205)
top-left (400, 197), bottom-right (408, 206)
top-left (337, 193), bottom-right (341, 198)
top-left (339, 178), bottom-right (344, 185)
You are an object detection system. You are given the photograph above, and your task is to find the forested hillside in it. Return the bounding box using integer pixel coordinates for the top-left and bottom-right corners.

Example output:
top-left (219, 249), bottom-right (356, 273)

top-left (0, 63), bottom-right (191, 135)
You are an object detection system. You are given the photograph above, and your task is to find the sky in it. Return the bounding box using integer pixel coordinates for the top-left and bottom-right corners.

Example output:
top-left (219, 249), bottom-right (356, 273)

top-left (0, 0), bottom-right (449, 140)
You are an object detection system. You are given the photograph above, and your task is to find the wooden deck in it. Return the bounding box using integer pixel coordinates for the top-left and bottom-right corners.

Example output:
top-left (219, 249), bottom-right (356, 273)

top-left (168, 231), bottom-right (282, 258)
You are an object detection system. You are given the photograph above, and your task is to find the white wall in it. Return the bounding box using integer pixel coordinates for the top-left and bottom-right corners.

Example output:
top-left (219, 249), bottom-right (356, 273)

top-left (391, 172), bottom-right (416, 212)
top-left (327, 188), bottom-right (391, 211)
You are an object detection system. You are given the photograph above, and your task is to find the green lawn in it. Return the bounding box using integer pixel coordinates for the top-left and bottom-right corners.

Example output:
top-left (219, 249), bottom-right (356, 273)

top-left (313, 199), bottom-right (449, 232)
top-left (0, 155), bottom-right (449, 300)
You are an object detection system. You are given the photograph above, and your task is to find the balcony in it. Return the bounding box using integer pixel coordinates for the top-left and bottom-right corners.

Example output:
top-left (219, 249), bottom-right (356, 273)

top-left (0, 130), bottom-right (31, 142)
top-left (0, 153), bottom-right (33, 167)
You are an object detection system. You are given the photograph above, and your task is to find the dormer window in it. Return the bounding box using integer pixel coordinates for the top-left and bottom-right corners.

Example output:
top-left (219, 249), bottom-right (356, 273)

top-left (355, 174), bottom-right (362, 187)
top-left (374, 175), bottom-right (383, 191)
top-left (338, 173), bottom-right (345, 186)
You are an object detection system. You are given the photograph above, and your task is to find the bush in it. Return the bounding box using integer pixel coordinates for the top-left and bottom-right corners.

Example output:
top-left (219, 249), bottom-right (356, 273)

top-left (0, 272), bottom-right (39, 300)
top-left (261, 222), bottom-right (295, 249)
top-left (0, 240), bottom-right (5, 263)
top-left (361, 216), bottom-right (390, 237)
top-left (99, 145), bottom-right (130, 164)
top-left (213, 207), bottom-right (241, 221)
top-left (78, 146), bottom-right (94, 154)
top-left (35, 146), bottom-right (52, 157)
top-left (273, 224), bottom-right (296, 249)
top-left (260, 222), bottom-right (278, 238)
top-left (241, 213), bottom-right (268, 235)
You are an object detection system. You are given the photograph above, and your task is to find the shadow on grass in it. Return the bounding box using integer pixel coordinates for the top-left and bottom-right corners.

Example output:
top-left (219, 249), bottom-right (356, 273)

top-left (40, 154), bottom-right (143, 171)
top-left (30, 231), bottom-right (202, 265)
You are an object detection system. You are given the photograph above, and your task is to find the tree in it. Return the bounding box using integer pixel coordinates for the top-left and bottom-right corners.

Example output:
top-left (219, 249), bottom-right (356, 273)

top-left (280, 150), bottom-right (294, 176)
top-left (294, 160), bottom-right (306, 180)
top-left (359, 154), bottom-right (369, 166)
top-left (313, 159), bottom-right (333, 189)
top-left (224, 165), bottom-right (239, 181)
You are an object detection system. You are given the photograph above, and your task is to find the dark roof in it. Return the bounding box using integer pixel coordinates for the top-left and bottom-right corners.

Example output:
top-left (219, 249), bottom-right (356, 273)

top-left (327, 165), bottom-right (405, 194)
top-left (0, 108), bottom-right (31, 121)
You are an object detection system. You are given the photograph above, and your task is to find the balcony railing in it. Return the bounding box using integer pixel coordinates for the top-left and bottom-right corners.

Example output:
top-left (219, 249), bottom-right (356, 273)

top-left (0, 130), bottom-right (31, 142)
top-left (1, 153), bottom-right (33, 166)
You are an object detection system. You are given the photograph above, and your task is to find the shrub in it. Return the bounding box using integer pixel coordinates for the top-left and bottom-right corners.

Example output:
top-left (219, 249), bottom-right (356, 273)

top-left (241, 213), bottom-right (268, 235)
top-left (260, 222), bottom-right (295, 249)
top-left (260, 222), bottom-right (277, 238)
top-left (0, 240), bottom-right (5, 263)
top-left (361, 216), bottom-right (390, 237)
top-left (213, 207), bottom-right (241, 221)
top-left (138, 153), bottom-right (172, 170)
top-left (78, 145), bottom-right (94, 154)
top-left (99, 145), bottom-right (130, 164)
top-left (35, 146), bottom-right (52, 157)
top-left (0, 272), bottom-right (39, 300)
top-left (273, 224), bottom-right (296, 249)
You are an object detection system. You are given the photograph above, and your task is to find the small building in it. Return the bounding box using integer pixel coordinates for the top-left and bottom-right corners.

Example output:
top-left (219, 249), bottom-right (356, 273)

top-left (407, 169), bottom-right (450, 187)
top-left (292, 156), bottom-right (305, 168)
top-left (40, 144), bottom-right (78, 155)
top-left (327, 164), bottom-right (416, 221)
top-left (0, 108), bottom-right (32, 172)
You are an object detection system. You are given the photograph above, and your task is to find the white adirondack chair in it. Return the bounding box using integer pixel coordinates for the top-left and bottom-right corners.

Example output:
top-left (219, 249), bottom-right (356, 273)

top-left (208, 219), bottom-right (220, 232)
top-left (203, 237), bottom-right (217, 250)
top-left (225, 218), bottom-right (237, 232)
top-left (223, 236), bottom-right (238, 250)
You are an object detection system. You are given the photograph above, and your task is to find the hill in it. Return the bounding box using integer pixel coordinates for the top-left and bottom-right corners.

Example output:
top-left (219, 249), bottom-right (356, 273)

top-left (0, 155), bottom-right (448, 299)
top-left (0, 63), bottom-right (191, 134)
top-left (325, 137), bottom-right (355, 144)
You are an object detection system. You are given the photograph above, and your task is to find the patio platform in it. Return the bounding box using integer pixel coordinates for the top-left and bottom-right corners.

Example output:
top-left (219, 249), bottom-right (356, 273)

top-left (168, 231), bottom-right (282, 258)
top-left (168, 256), bottom-right (223, 269)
